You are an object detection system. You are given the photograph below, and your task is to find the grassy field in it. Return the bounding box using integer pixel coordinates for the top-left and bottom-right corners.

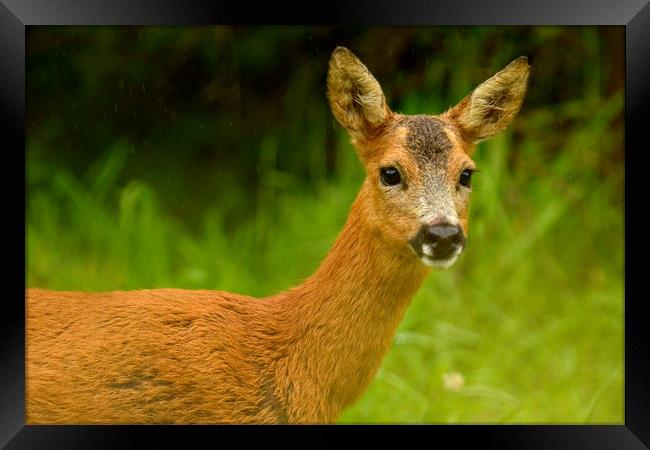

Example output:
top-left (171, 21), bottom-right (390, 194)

top-left (27, 99), bottom-right (623, 424)
top-left (26, 26), bottom-right (623, 423)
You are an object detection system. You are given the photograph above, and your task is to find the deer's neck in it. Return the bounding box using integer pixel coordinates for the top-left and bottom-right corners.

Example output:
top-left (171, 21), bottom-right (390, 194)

top-left (273, 184), bottom-right (429, 421)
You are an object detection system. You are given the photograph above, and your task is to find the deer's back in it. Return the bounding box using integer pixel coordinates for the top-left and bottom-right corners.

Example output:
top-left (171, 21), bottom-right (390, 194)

top-left (26, 288), bottom-right (289, 424)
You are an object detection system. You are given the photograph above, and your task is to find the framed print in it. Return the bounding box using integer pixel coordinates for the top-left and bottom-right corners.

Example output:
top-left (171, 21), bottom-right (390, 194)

top-left (1, 0), bottom-right (648, 448)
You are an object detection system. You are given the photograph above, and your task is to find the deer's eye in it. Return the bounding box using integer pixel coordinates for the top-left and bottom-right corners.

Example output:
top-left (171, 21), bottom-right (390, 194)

top-left (380, 167), bottom-right (402, 186)
top-left (459, 169), bottom-right (473, 188)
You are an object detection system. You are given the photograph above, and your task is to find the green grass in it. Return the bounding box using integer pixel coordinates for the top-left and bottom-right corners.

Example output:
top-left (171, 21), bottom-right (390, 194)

top-left (26, 91), bottom-right (623, 424)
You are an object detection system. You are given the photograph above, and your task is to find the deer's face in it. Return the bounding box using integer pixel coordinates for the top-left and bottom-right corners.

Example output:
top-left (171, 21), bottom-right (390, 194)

top-left (327, 47), bottom-right (529, 269)
top-left (359, 115), bottom-right (475, 268)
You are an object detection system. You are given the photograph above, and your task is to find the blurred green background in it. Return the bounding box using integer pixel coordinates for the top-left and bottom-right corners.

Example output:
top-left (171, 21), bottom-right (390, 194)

top-left (26, 26), bottom-right (624, 423)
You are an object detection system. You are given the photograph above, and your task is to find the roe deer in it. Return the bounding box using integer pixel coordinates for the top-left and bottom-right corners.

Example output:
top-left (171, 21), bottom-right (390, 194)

top-left (26, 47), bottom-right (530, 424)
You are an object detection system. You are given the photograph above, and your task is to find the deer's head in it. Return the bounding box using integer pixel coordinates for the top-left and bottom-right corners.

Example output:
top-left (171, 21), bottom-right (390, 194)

top-left (327, 47), bottom-right (529, 269)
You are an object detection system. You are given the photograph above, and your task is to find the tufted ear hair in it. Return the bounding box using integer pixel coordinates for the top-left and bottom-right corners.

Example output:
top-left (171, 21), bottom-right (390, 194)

top-left (444, 56), bottom-right (530, 143)
top-left (327, 47), bottom-right (392, 140)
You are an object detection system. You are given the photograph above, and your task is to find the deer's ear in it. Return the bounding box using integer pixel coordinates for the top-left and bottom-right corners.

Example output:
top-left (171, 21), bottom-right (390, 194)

top-left (445, 57), bottom-right (530, 143)
top-left (327, 47), bottom-right (391, 139)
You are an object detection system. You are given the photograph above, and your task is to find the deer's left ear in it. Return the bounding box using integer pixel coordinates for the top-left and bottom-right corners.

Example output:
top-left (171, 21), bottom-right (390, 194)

top-left (327, 47), bottom-right (392, 140)
top-left (444, 56), bottom-right (530, 143)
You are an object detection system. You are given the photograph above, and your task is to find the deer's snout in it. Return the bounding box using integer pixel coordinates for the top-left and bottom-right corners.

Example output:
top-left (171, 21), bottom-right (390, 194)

top-left (423, 223), bottom-right (464, 257)
top-left (409, 221), bottom-right (466, 268)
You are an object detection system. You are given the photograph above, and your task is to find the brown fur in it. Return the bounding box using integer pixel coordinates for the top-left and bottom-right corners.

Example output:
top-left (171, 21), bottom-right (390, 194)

top-left (26, 47), bottom-right (529, 424)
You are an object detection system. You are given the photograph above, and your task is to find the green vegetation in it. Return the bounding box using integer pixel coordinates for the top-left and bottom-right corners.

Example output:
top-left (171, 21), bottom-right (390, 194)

top-left (26, 26), bottom-right (623, 423)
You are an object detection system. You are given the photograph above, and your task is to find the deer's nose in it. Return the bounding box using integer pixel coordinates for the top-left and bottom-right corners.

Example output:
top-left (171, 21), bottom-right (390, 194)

top-left (421, 223), bottom-right (465, 259)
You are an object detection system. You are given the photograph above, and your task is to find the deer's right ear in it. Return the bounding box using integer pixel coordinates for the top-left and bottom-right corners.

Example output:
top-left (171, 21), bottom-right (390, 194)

top-left (327, 47), bottom-right (391, 140)
top-left (444, 56), bottom-right (530, 144)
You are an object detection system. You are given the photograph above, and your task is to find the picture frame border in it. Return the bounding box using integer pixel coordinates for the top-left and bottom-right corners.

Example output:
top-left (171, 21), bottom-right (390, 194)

top-left (2, 1), bottom-right (647, 447)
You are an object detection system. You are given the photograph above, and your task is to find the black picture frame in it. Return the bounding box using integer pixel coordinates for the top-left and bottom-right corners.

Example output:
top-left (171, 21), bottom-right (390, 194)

top-left (2, 1), bottom-right (648, 448)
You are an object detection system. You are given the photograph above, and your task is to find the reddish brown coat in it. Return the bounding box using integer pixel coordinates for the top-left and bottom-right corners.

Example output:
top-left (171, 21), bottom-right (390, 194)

top-left (26, 47), bottom-right (529, 424)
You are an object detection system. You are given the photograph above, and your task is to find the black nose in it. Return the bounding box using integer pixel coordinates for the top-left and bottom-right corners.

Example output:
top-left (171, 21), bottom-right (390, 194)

top-left (420, 223), bottom-right (465, 259)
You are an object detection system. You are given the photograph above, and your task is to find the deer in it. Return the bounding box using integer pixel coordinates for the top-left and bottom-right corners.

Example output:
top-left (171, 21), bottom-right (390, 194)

top-left (26, 47), bottom-right (530, 424)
